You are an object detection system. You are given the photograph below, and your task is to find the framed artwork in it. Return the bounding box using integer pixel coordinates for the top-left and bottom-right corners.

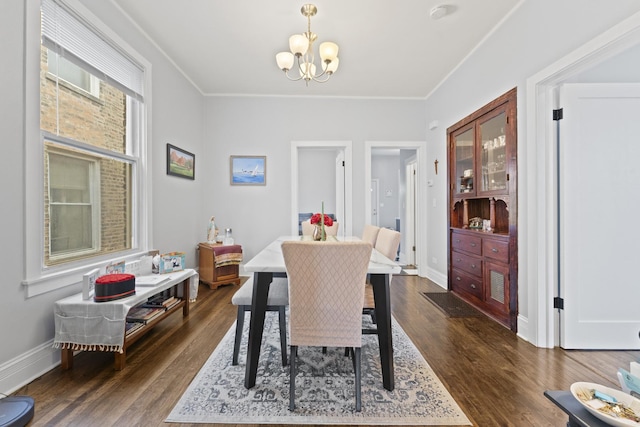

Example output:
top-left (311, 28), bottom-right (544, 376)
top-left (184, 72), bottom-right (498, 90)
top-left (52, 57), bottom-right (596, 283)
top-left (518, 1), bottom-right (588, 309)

top-left (167, 143), bottom-right (195, 180)
top-left (230, 155), bottom-right (266, 186)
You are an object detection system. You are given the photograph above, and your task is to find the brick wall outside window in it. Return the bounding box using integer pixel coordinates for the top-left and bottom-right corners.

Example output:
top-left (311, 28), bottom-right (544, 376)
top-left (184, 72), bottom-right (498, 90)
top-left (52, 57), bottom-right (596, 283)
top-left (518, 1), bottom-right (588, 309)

top-left (40, 47), bottom-right (131, 265)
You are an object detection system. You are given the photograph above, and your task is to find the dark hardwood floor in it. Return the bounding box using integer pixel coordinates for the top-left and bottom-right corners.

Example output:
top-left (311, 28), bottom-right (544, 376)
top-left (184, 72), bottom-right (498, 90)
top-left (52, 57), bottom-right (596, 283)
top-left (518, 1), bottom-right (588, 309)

top-left (15, 275), bottom-right (639, 426)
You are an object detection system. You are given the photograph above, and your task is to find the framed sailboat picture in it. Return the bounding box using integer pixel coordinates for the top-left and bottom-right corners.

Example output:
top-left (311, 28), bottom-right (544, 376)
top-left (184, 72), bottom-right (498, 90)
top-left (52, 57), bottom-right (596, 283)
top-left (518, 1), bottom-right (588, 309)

top-left (230, 156), bottom-right (266, 186)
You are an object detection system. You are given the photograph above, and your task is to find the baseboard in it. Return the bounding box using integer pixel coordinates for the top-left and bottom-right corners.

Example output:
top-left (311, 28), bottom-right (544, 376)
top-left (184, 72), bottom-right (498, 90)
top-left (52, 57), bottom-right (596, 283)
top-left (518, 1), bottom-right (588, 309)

top-left (0, 340), bottom-right (60, 395)
top-left (424, 267), bottom-right (447, 289)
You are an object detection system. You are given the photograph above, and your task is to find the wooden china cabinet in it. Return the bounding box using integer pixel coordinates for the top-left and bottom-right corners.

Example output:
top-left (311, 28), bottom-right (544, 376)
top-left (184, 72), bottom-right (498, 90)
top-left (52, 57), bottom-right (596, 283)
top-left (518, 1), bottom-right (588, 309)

top-left (447, 88), bottom-right (518, 331)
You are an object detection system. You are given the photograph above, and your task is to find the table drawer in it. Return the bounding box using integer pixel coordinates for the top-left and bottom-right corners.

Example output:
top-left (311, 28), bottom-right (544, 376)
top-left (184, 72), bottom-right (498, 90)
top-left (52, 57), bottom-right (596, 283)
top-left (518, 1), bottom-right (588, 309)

top-left (483, 238), bottom-right (509, 263)
top-left (451, 269), bottom-right (483, 300)
top-left (451, 232), bottom-right (482, 255)
top-left (451, 251), bottom-right (482, 277)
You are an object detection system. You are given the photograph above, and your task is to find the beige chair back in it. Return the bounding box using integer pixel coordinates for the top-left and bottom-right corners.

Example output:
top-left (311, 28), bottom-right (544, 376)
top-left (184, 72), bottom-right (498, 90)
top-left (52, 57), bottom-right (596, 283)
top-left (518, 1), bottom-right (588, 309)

top-left (301, 219), bottom-right (339, 236)
top-left (361, 224), bottom-right (380, 247)
top-left (282, 241), bottom-right (371, 348)
top-left (375, 228), bottom-right (401, 261)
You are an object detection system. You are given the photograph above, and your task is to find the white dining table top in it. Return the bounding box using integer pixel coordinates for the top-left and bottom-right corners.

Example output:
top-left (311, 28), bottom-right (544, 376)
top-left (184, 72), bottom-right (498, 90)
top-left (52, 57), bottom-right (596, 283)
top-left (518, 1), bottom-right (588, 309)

top-left (244, 235), bottom-right (402, 275)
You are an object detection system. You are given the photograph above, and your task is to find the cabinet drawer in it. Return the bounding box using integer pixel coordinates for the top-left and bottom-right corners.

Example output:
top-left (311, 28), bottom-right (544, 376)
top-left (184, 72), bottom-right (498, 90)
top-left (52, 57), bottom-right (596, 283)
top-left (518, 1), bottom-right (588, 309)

top-left (451, 232), bottom-right (482, 255)
top-left (451, 251), bottom-right (482, 277)
top-left (483, 239), bottom-right (509, 263)
top-left (451, 268), bottom-right (483, 300)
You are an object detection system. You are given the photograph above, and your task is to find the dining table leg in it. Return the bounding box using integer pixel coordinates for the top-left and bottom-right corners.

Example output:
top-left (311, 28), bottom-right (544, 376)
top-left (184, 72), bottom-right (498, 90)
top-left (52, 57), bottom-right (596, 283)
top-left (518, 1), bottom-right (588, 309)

top-left (244, 271), bottom-right (272, 389)
top-left (370, 272), bottom-right (395, 391)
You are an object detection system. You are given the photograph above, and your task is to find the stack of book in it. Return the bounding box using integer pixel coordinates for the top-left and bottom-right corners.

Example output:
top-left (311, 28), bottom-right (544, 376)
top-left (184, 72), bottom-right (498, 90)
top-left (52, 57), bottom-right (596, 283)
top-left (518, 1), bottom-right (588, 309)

top-left (125, 321), bottom-right (144, 336)
top-left (126, 306), bottom-right (165, 324)
top-left (141, 294), bottom-right (181, 311)
top-left (618, 361), bottom-right (640, 398)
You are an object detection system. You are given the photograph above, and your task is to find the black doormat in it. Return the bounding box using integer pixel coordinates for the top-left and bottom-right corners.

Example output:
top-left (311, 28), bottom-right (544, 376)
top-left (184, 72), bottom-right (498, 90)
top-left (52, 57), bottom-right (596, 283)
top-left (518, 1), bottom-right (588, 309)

top-left (421, 292), bottom-right (484, 318)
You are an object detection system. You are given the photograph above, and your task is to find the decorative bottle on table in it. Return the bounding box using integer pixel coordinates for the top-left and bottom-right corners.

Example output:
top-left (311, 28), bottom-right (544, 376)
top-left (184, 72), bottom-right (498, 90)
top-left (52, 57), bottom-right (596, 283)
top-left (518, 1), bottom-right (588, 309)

top-left (207, 216), bottom-right (219, 243)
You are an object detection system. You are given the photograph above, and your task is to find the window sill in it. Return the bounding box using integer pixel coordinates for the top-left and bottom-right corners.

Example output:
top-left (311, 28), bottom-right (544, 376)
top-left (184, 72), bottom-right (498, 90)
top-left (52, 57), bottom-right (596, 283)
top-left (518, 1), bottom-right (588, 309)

top-left (22, 250), bottom-right (149, 298)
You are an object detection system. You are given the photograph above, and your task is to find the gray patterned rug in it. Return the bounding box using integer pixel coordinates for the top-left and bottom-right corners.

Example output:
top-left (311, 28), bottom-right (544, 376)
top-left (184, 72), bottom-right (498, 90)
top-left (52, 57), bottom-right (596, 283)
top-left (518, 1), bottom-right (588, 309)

top-left (166, 312), bottom-right (471, 425)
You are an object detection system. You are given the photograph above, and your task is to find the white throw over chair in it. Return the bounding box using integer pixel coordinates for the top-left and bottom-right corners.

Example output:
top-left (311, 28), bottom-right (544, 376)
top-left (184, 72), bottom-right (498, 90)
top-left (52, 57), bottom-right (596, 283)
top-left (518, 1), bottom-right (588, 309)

top-left (231, 276), bottom-right (289, 367)
top-left (282, 241), bottom-right (372, 412)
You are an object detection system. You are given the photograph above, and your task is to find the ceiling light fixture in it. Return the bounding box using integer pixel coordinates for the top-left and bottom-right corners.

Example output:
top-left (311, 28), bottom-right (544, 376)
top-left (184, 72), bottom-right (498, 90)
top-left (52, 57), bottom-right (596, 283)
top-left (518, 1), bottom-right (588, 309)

top-left (275, 4), bottom-right (339, 85)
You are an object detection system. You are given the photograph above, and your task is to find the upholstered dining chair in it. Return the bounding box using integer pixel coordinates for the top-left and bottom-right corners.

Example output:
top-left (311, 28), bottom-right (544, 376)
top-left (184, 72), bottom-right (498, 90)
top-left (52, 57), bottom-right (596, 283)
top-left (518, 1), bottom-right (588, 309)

top-left (231, 276), bottom-right (289, 367)
top-left (363, 228), bottom-right (401, 325)
top-left (301, 219), bottom-right (339, 237)
top-left (282, 241), bottom-right (372, 412)
top-left (361, 224), bottom-right (380, 321)
top-left (375, 228), bottom-right (402, 261)
top-left (361, 224), bottom-right (380, 247)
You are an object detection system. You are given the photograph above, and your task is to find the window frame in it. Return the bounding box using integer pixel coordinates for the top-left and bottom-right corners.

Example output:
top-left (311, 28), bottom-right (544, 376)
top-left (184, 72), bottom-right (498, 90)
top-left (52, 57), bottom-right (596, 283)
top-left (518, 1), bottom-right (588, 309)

top-left (46, 142), bottom-right (101, 261)
top-left (46, 48), bottom-right (101, 98)
top-left (23, 0), bottom-right (153, 298)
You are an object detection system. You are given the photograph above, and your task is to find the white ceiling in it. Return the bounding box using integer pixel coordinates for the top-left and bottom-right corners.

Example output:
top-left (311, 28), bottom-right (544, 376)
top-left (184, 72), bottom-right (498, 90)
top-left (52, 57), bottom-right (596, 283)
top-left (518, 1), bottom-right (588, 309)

top-left (112, 0), bottom-right (521, 98)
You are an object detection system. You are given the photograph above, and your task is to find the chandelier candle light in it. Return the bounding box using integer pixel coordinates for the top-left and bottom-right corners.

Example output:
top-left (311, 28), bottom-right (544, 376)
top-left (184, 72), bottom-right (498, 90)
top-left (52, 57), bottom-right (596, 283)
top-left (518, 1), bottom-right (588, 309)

top-left (275, 4), bottom-right (339, 85)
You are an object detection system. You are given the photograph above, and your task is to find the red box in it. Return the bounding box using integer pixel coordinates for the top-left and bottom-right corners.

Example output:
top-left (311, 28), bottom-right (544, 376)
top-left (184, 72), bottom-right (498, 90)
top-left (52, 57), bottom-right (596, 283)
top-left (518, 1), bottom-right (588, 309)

top-left (94, 273), bottom-right (136, 302)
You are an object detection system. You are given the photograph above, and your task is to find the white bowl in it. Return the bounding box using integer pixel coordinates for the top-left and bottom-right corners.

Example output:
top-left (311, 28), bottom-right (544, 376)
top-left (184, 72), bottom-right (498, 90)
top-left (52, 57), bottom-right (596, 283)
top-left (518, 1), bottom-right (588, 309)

top-left (570, 382), bottom-right (640, 427)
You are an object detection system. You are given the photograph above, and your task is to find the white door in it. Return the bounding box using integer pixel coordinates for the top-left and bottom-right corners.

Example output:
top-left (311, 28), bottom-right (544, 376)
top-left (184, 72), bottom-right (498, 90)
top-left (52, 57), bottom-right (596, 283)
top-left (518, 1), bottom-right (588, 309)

top-left (404, 159), bottom-right (417, 266)
top-left (335, 151), bottom-right (345, 237)
top-left (559, 83), bottom-right (640, 349)
top-left (371, 179), bottom-right (379, 226)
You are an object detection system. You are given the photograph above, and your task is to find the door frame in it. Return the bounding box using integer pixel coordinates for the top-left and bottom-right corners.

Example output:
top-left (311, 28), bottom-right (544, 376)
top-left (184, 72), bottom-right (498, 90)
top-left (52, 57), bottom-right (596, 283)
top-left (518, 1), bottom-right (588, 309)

top-left (525, 11), bottom-right (640, 347)
top-left (291, 141), bottom-right (353, 237)
top-left (404, 156), bottom-right (417, 266)
top-left (371, 178), bottom-right (380, 226)
top-left (365, 141), bottom-right (426, 276)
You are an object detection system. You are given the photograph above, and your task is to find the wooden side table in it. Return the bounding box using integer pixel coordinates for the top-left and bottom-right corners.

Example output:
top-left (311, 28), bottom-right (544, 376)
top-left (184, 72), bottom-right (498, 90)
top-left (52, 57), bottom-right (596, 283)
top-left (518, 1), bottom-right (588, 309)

top-left (198, 242), bottom-right (241, 289)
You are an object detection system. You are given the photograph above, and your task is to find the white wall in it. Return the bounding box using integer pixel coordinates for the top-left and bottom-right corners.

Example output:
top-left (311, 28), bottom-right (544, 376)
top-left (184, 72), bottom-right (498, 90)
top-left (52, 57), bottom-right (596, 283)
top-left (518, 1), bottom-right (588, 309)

top-left (298, 149), bottom-right (337, 218)
top-left (0, 0), bottom-right (204, 393)
top-left (201, 96), bottom-right (425, 261)
top-left (371, 154), bottom-right (400, 230)
top-left (4, 0), bottom-right (640, 394)
top-left (422, 0), bottom-right (640, 341)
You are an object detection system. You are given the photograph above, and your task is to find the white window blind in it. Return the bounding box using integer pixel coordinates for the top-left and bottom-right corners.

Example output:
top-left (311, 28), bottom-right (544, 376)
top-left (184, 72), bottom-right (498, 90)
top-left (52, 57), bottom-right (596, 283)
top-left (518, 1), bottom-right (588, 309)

top-left (41, 0), bottom-right (144, 100)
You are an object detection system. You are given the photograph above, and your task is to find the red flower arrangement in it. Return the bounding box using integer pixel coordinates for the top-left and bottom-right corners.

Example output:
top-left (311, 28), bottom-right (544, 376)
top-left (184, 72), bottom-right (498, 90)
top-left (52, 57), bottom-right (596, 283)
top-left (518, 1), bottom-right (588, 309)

top-left (310, 213), bottom-right (334, 226)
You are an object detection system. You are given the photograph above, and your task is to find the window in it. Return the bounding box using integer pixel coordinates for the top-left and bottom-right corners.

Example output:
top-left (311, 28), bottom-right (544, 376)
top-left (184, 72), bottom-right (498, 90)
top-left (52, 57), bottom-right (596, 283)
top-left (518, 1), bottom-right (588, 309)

top-left (24, 0), bottom-right (150, 295)
top-left (47, 148), bottom-right (98, 259)
top-left (46, 49), bottom-right (100, 97)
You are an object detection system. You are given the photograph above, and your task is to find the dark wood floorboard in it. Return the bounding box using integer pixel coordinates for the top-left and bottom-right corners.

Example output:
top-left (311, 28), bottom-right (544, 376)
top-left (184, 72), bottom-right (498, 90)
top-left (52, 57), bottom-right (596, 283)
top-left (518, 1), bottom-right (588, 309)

top-left (14, 275), bottom-right (640, 426)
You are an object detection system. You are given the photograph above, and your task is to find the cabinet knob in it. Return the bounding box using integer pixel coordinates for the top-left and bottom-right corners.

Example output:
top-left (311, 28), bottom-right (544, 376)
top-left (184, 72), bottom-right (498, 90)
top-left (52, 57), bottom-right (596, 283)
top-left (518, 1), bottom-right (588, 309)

top-left (492, 248), bottom-right (498, 253)
top-left (456, 258), bottom-right (461, 262)
top-left (470, 284), bottom-right (477, 289)
top-left (471, 264), bottom-right (476, 268)
top-left (470, 243), bottom-right (477, 247)
top-left (456, 276), bottom-right (461, 281)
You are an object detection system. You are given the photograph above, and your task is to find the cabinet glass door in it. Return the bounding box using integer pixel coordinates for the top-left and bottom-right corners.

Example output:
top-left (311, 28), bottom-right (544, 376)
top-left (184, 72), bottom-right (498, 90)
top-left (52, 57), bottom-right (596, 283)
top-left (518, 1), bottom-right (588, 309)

top-left (479, 111), bottom-right (507, 193)
top-left (453, 127), bottom-right (475, 196)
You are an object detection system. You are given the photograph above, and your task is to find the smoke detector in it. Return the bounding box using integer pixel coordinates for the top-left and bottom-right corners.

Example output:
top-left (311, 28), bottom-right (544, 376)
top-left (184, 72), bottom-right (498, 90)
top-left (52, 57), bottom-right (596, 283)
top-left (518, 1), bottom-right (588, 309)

top-left (430, 5), bottom-right (449, 20)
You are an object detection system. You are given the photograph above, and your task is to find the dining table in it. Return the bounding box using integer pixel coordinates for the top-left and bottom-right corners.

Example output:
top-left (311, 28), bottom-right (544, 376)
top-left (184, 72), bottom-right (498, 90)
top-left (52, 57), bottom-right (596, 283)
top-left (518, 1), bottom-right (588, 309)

top-left (243, 235), bottom-right (402, 391)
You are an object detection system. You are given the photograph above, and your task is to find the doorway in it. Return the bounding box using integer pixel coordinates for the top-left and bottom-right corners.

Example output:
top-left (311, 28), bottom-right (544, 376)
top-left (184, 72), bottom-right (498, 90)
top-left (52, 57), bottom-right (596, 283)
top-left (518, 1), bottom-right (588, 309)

top-left (526, 12), bottom-right (640, 348)
top-left (291, 141), bottom-right (353, 237)
top-left (365, 141), bottom-right (425, 275)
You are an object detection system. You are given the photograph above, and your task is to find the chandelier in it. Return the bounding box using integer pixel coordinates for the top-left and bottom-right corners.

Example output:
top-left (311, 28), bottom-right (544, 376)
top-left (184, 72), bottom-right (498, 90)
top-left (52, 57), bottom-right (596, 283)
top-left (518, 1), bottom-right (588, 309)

top-left (275, 4), bottom-right (339, 85)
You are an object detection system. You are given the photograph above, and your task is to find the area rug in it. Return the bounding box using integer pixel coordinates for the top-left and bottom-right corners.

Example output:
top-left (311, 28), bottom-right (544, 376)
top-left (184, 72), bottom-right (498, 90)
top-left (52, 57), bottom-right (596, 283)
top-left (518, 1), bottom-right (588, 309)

top-left (421, 292), bottom-right (484, 318)
top-left (166, 312), bottom-right (471, 425)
